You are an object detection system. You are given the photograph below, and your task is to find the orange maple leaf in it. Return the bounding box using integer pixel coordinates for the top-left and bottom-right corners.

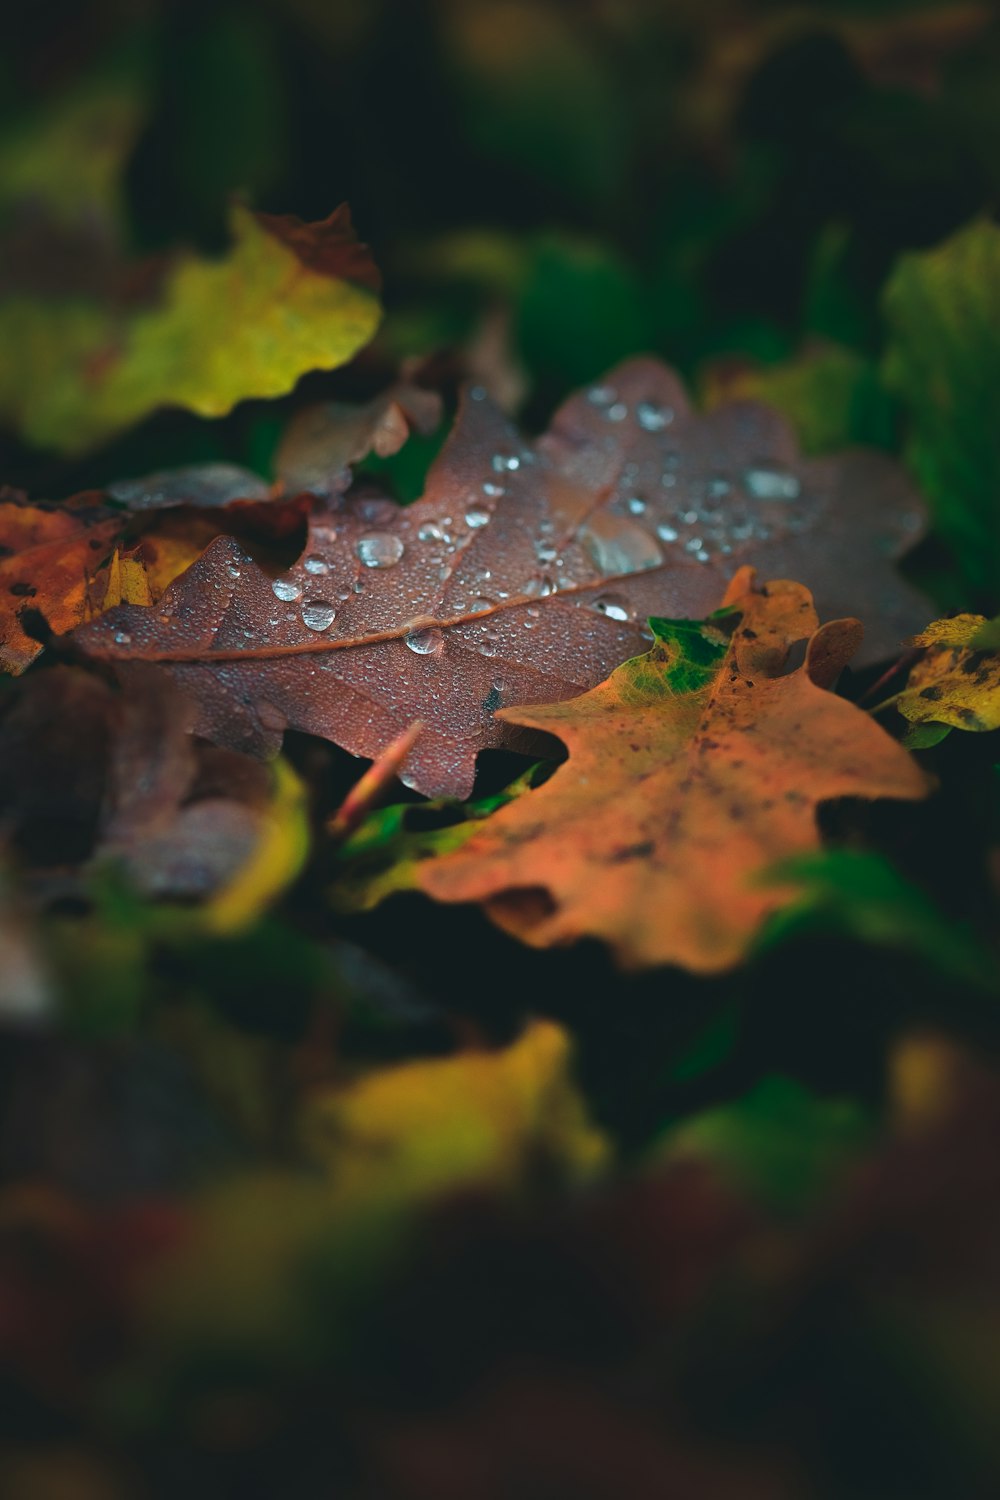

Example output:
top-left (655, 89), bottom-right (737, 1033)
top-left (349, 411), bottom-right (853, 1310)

top-left (417, 569), bottom-right (933, 972)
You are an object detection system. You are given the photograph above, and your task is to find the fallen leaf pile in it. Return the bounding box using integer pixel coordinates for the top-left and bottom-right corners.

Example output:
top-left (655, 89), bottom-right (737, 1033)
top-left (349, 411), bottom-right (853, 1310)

top-left (2, 15), bottom-right (1000, 1499)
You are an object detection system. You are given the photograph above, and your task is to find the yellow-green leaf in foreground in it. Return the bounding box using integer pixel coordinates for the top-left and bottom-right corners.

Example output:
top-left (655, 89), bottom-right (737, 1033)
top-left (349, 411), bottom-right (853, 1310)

top-left (0, 203), bottom-right (381, 454)
top-left (139, 1022), bottom-right (606, 1358)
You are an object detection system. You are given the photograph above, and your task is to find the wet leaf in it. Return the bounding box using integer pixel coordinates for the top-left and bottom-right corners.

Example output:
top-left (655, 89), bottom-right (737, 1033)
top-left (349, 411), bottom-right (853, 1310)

top-left (76, 358), bottom-right (928, 798)
top-left (408, 571), bottom-right (931, 972)
top-left (0, 203), bottom-right (381, 454)
top-left (895, 612), bottom-right (1000, 739)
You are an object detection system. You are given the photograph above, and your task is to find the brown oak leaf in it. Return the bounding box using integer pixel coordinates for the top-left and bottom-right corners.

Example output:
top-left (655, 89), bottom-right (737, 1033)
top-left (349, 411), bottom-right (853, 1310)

top-left (74, 358), bottom-right (928, 798)
top-left (412, 570), bottom-right (933, 972)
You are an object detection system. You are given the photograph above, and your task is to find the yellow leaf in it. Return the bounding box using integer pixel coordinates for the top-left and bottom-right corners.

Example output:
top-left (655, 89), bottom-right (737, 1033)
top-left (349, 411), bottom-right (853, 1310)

top-left (302, 1020), bottom-right (608, 1216)
top-left (0, 203), bottom-right (381, 454)
top-left (899, 614), bottom-right (1000, 734)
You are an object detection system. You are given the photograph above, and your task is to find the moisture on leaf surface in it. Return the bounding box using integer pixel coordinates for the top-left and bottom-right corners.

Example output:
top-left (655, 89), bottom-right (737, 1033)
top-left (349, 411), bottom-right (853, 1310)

top-left (75, 358), bottom-right (927, 798)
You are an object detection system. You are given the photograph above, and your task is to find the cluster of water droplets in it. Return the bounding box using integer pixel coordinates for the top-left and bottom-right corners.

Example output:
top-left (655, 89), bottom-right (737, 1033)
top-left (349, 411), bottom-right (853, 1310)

top-left (583, 383), bottom-right (804, 575)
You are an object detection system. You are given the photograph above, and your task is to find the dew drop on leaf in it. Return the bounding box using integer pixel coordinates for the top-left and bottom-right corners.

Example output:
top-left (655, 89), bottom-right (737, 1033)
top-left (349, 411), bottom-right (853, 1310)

top-left (301, 599), bottom-right (336, 631)
top-left (592, 593), bottom-right (630, 621)
top-left (744, 466), bottom-right (801, 501)
top-left (405, 626), bottom-right (444, 655)
top-left (357, 533), bottom-right (405, 568)
top-left (272, 578), bottom-right (302, 602)
top-left (636, 401), bottom-right (673, 432)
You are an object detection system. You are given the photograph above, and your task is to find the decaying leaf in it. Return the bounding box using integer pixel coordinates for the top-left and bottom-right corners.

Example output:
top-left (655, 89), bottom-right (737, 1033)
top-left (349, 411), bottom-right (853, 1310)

top-left (403, 571), bottom-right (932, 973)
top-left (895, 613), bottom-right (1000, 739)
top-left (0, 203), bottom-right (381, 454)
top-left (76, 358), bottom-right (928, 798)
top-left (0, 490), bottom-right (122, 672)
top-left (0, 473), bottom-right (300, 674)
top-left (275, 382), bottom-right (443, 499)
top-left (0, 665), bottom-right (307, 915)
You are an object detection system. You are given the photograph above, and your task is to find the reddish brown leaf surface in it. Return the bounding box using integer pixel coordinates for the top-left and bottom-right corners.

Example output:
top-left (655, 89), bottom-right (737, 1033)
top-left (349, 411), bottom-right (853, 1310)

top-left (416, 571), bottom-right (933, 972)
top-left (75, 359), bottom-right (928, 798)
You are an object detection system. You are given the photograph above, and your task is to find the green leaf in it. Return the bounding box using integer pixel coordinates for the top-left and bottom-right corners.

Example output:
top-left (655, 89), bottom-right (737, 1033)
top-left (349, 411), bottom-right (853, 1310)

top-left (651, 1075), bottom-right (870, 1216)
top-left (701, 343), bottom-right (894, 455)
top-left (0, 203), bottom-right (381, 454)
top-left (882, 218), bottom-right (1000, 598)
top-left (756, 849), bottom-right (997, 991)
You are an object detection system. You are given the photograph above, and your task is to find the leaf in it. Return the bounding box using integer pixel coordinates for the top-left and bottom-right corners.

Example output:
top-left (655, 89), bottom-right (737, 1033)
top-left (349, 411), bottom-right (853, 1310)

top-left (0, 203), bottom-right (381, 454)
top-left (700, 344), bottom-right (894, 455)
top-left (274, 382), bottom-right (443, 499)
top-left (0, 491), bottom-right (122, 673)
top-left (882, 218), bottom-right (1000, 596)
top-left (0, 665), bottom-right (307, 917)
top-left (652, 1076), bottom-right (870, 1215)
top-left (409, 571), bottom-right (932, 973)
top-left (0, 476), bottom-right (271, 674)
top-left (895, 613), bottom-right (1000, 739)
top-left (75, 357), bottom-right (929, 799)
top-left (756, 849), bottom-right (997, 990)
top-left (301, 1020), bottom-right (608, 1218)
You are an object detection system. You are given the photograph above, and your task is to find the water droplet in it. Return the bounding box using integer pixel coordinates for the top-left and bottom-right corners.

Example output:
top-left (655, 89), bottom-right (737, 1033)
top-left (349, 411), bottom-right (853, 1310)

top-left (114, 630), bottom-right (131, 645)
top-left (355, 496), bottom-right (398, 525)
top-left (637, 401), bottom-right (672, 432)
top-left (626, 496), bottom-right (646, 516)
top-left (478, 633), bottom-right (499, 657)
top-left (303, 554), bottom-right (329, 575)
top-left (684, 537), bottom-right (705, 553)
top-left (418, 522), bottom-right (443, 543)
top-left (657, 523), bottom-right (679, 543)
top-left (641, 402), bottom-right (671, 432)
top-left (535, 543), bottom-right (558, 564)
top-left (707, 477), bottom-right (731, 500)
top-left (593, 594), bottom-right (630, 622)
top-left (405, 627), bottom-right (444, 655)
top-left (469, 384), bottom-right (487, 401)
top-left (526, 606), bottom-right (541, 619)
top-left (523, 575), bottom-right (556, 598)
top-left (301, 599), bottom-right (336, 631)
top-left (465, 507), bottom-right (490, 529)
top-left (227, 564), bottom-right (241, 579)
top-left (482, 481), bottom-right (504, 497)
top-left (744, 466), bottom-right (801, 502)
top-left (492, 453), bottom-right (520, 472)
top-left (356, 532), bottom-right (405, 568)
top-left (606, 403), bottom-right (628, 422)
top-left (588, 385), bottom-right (615, 406)
top-left (272, 578), bottom-right (302, 602)
top-left (578, 520), bottom-right (663, 576)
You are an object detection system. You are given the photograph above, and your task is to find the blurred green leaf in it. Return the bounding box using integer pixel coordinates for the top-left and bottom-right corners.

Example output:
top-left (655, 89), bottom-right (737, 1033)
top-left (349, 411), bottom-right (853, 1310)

top-left (882, 217), bottom-right (1000, 600)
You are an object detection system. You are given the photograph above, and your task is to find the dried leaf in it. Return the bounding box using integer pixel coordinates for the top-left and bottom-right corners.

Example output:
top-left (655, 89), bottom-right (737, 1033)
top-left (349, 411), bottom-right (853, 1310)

top-left (76, 358), bottom-right (928, 798)
top-left (0, 491), bottom-right (120, 672)
top-left (412, 571), bottom-right (932, 973)
top-left (275, 383), bottom-right (443, 499)
top-left (0, 475), bottom-right (291, 674)
top-left (896, 613), bottom-right (1000, 738)
top-left (0, 203), bottom-right (381, 454)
